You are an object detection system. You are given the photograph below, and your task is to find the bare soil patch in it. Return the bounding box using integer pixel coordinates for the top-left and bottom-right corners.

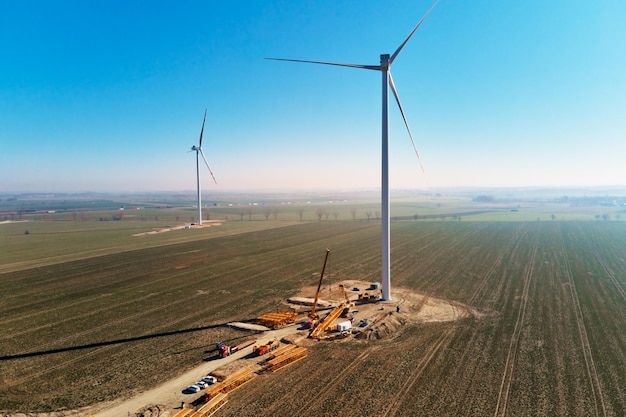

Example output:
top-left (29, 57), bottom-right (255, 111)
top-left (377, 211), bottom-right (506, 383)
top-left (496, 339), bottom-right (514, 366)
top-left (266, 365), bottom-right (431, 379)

top-left (292, 279), bottom-right (477, 341)
top-left (132, 221), bottom-right (222, 236)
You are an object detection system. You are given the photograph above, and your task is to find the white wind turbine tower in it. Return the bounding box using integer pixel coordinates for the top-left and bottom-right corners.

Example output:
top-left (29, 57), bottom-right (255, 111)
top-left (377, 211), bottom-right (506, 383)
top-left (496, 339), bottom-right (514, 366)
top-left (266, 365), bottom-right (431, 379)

top-left (190, 109), bottom-right (217, 226)
top-left (267, 1), bottom-right (439, 301)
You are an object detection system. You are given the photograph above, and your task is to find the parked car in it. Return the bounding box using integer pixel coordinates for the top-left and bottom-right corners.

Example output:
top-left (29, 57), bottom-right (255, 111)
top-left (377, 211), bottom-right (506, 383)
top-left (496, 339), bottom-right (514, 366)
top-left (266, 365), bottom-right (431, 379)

top-left (196, 380), bottom-right (209, 389)
top-left (202, 375), bottom-right (218, 384)
top-left (184, 384), bottom-right (201, 393)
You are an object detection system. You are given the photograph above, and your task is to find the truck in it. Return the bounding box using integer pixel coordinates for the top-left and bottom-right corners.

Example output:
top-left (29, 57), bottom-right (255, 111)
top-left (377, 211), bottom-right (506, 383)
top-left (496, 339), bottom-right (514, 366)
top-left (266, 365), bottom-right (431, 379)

top-left (253, 338), bottom-right (280, 356)
top-left (216, 339), bottom-right (256, 358)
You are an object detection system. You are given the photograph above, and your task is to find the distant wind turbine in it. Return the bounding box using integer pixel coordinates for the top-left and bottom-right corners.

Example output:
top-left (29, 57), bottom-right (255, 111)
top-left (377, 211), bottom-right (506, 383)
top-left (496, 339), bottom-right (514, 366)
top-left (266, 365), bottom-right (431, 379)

top-left (267, 1), bottom-right (439, 301)
top-left (190, 109), bottom-right (217, 226)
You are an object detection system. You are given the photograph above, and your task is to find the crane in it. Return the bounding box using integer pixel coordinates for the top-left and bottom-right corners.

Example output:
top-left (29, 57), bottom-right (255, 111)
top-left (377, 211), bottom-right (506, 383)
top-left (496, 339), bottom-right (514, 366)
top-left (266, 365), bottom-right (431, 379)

top-left (305, 249), bottom-right (330, 329)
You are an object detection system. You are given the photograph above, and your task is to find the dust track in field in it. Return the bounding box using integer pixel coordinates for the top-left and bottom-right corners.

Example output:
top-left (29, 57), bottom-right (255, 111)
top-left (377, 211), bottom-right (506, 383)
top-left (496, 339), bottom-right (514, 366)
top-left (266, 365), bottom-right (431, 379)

top-left (295, 350), bottom-right (371, 415)
top-left (493, 237), bottom-right (537, 417)
top-left (381, 327), bottom-right (454, 417)
top-left (560, 230), bottom-right (607, 417)
top-left (382, 225), bottom-right (527, 417)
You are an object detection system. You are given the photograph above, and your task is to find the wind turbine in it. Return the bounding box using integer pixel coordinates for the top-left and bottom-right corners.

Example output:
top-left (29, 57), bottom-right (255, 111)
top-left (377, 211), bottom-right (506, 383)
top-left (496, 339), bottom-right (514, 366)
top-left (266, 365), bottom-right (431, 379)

top-left (267, 1), bottom-right (439, 301)
top-left (190, 109), bottom-right (217, 226)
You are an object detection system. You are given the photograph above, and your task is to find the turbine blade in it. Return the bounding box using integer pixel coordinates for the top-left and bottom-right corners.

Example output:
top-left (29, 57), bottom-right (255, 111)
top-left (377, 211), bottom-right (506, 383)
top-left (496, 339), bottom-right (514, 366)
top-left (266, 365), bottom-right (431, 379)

top-left (199, 109), bottom-right (207, 147)
top-left (266, 57), bottom-right (380, 71)
top-left (390, 0), bottom-right (440, 64)
top-left (199, 149), bottom-right (217, 184)
top-left (388, 71), bottom-right (424, 174)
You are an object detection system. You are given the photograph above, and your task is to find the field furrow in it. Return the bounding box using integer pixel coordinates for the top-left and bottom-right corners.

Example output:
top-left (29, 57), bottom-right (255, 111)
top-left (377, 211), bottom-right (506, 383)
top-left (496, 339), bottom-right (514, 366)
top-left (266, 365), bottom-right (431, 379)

top-left (2, 221), bottom-right (626, 415)
top-left (560, 227), bottom-right (607, 417)
top-left (493, 237), bottom-right (537, 417)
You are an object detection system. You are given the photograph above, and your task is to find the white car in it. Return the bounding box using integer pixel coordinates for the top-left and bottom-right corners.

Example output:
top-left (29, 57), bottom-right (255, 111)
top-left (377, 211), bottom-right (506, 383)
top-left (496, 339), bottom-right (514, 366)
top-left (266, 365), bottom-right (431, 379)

top-left (196, 380), bottom-right (209, 389)
top-left (202, 375), bottom-right (218, 384)
top-left (185, 384), bottom-right (201, 393)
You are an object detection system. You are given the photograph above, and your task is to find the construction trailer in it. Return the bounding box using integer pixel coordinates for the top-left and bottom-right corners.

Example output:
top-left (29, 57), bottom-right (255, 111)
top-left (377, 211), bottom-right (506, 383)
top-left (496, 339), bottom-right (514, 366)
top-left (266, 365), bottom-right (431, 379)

top-left (336, 320), bottom-right (352, 332)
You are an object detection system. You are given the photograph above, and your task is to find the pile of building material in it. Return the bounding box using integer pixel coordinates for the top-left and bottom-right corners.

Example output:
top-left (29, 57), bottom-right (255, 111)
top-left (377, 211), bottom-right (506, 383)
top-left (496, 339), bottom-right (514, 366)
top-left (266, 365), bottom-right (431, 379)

top-left (265, 346), bottom-right (308, 372)
top-left (194, 392), bottom-right (228, 417)
top-left (256, 310), bottom-right (298, 328)
top-left (204, 368), bottom-right (256, 400)
top-left (172, 408), bottom-right (195, 417)
top-left (173, 392), bottom-right (228, 417)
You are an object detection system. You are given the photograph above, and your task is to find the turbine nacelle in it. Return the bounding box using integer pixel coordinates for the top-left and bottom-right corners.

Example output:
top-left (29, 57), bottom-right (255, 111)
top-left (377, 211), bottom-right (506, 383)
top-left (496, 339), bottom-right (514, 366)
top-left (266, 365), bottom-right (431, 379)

top-left (379, 53), bottom-right (390, 70)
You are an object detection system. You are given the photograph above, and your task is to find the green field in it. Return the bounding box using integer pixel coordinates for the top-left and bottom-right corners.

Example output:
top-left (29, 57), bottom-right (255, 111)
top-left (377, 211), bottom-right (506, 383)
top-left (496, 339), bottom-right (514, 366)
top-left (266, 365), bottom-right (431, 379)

top-left (1, 194), bottom-right (625, 414)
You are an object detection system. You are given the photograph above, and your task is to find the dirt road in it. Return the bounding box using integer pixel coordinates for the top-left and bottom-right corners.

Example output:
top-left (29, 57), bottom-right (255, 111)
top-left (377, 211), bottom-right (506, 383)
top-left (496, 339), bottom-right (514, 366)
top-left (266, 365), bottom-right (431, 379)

top-left (90, 324), bottom-right (301, 417)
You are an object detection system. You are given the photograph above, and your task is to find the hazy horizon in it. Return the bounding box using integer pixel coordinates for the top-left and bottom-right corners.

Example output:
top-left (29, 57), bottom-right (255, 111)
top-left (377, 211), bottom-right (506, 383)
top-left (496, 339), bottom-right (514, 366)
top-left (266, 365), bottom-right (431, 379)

top-left (3, 184), bottom-right (626, 200)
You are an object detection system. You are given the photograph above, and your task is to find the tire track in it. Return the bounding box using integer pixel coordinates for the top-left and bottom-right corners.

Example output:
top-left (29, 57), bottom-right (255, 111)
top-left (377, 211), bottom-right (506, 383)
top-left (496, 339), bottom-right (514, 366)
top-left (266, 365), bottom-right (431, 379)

top-left (598, 258), bottom-right (626, 302)
top-left (561, 230), bottom-right (607, 417)
top-left (382, 225), bottom-right (526, 417)
top-left (393, 224), bottom-right (489, 294)
top-left (578, 227), bottom-right (626, 303)
top-left (294, 350), bottom-right (371, 415)
top-left (493, 237), bottom-right (537, 417)
top-left (380, 326), bottom-right (454, 417)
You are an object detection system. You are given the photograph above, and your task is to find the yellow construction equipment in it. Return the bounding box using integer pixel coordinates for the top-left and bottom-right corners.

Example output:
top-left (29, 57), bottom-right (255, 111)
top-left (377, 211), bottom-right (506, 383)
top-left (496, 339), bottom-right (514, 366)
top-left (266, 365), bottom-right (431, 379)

top-left (309, 303), bottom-right (346, 339)
top-left (338, 284), bottom-right (355, 318)
top-left (305, 249), bottom-right (330, 329)
top-left (357, 292), bottom-right (379, 303)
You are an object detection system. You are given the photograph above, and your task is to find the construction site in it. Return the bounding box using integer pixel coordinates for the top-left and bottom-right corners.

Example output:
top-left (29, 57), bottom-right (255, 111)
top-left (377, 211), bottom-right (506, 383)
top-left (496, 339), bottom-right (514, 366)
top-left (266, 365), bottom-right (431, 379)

top-left (159, 249), bottom-right (472, 417)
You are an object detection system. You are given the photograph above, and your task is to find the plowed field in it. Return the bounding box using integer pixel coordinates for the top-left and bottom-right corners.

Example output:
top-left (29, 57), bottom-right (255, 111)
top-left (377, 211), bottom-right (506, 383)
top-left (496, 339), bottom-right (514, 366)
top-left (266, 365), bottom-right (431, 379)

top-left (1, 221), bottom-right (625, 416)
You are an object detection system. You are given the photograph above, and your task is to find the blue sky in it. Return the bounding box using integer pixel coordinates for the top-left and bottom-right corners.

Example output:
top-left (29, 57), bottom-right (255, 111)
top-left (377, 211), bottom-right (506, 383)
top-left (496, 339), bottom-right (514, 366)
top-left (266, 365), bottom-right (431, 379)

top-left (1, 0), bottom-right (624, 193)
